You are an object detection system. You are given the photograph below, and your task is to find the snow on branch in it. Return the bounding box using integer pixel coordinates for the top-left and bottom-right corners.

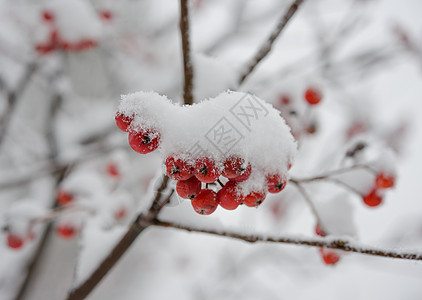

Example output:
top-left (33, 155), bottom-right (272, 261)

top-left (151, 219), bottom-right (422, 261)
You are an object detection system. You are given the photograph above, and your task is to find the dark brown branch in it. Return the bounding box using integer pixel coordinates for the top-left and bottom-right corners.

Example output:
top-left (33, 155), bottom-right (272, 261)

top-left (151, 219), bottom-right (422, 261)
top-left (180, 0), bottom-right (194, 105)
top-left (66, 176), bottom-right (171, 300)
top-left (238, 0), bottom-right (305, 86)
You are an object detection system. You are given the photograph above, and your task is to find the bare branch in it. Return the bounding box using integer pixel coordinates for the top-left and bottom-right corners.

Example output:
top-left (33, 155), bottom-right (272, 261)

top-left (151, 219), bottom-right (422, 261)
top-left (238, 0), bottom-right (305, 86)
top-left (180, 0), bottom-right (194, 105)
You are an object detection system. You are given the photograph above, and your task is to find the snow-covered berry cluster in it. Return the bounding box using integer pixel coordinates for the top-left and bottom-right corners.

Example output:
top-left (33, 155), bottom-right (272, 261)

top-left (115, 91), bottom-right (297, 215)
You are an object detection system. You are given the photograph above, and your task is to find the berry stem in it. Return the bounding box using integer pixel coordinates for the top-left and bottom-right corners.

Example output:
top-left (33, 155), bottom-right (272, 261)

top-left (216, 179), bottom-right (224, 188)
top-left (291, 181), bottom-right (326, 233)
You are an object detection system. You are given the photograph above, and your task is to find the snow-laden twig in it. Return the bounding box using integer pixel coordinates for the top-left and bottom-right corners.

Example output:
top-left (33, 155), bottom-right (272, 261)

top-left (238, 0), bottom-right (305, 86)
top-left (150, 219), bottom-right (422, 261)
top-left (180, 0), bottom-right (194, 105)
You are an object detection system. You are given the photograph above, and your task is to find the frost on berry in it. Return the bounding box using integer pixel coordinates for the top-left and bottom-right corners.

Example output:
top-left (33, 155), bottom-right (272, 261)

top-left (243, 190), bottom-right (266, 207)
top-left (128, 128), bottom-right (161, 154)
top-left (176, 176), bottom-right (202, 199)
top-left (194, 157), bottom-right (221, 183)
top-left (166, 156), bottom-right (194, 180)
top-left (115, 112), bottom-right (133, 132)
top-left (217, 181), bottom-right (243, 210)
top-left (266, 174), bottom-right (287, 194)
top-left (191, 189), bottom-right (218, 215)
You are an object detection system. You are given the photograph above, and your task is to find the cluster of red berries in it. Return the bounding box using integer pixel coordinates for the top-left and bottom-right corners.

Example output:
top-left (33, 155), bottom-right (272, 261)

top-left (35, 10), bottom-right (97, 55)
top-left (166, 155), bottom-right (288, 215)
top-left (314, 224), bottom-right (341, 265)
top-left (115, 112), bottom-right (161, 154)
top-left (4, 230), bottom-right (35, 250)
top-left (362, 172), bottom-right (395, 207)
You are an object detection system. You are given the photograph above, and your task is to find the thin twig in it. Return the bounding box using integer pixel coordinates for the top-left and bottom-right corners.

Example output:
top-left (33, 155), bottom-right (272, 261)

top-left (238, 0), bottom-right (305, 86)
top-left (150, 219), bottom-right (422, 261)
top-left (291, 181), bottom-right (325, 231)
top-left (180, 0), bottom-right (194, 105)
top-left (291, 164), bottom-right (373, 183)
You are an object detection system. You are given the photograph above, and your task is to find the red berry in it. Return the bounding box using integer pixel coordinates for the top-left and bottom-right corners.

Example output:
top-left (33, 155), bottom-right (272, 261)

top-left (7, 233), bottom-right (24, 250)
top-left (194, 157), bottom-right (221, 183)
top-left (57, 190), bottom-right (74, 205)
top-left (128, 128), bottom-right (161, 154)
top-left (243, 190), bottom-right (266, 207)
top-left (315, 223), bottom-right (326, 237)
top-left (115, 112), bottom-right (133, 132)
top-left (222, 156), bottom-right (250, 179)
top-left (362, 188), bottom-right (383, 207)
top-left (99, 10), bottom-right (112, 21)
top-left (106, 163), bottom-right (120, 178)
top-left (56, 223), bottom-right (77, 239)
top-left (165, 156), bottom-right (194, 180)
top-left (279, 94), bottom-right (291, 105)
top-left (266, 174), bottom-right (287, 193)
top-left (319, 248), bottom-right (340, 265)
top-left (176, 176), bottom-right (202, 199)
top-left (35, 44), bottom-right (54, 55)
top-left (42, 10), bottom-right (54, 22)
top-left (375, 172), bottom-right (395, 189)
top-left (191, 189), bottom-right (218, 215)
top-left (217, 181), bottom-right (242, 210)
top-left (304, 87), bottom-right (322, 105)
top-left (114, 207), bottom-right (127, 220)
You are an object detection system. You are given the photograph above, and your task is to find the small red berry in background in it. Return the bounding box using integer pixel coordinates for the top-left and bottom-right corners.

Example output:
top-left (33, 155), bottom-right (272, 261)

top-left (6, 233), bottom-right (24, 250)
top-left (315, 223), bottom-right (326, 237)
top-left (278, 94), bottom-right (291, 106)
top-left (42, 10), bottom-right (54, 22)
top-left (115, 112), bottom-right (133, 132)
top-left (114, 207), bottom-right (127, 221)
top-left (99, 10), bottom-right (113, 21)
top-left (191, 189), bottom-right (218, 215)
top-left (128, 128), bottom-right (161, 154)
top-left (194, 157), bottom-right (221, 183)
top-left (304, 87), bottom-right (322, 105)
top-left (362, 188), bottom-right (383, 207)
top-left (57, 190), bottom-right (74, 205)
top-left (176, 176), bottom-right (202, 199)
top-left (243, 190), bottom-right (266, 207)
top-left (319, 248), bottom-right (340, 265)
top-left (166, 157), bottom-right (194, 180)
top-left (35, 44), bottom-right (54, 55)
top-left (56, 223), bottom-right (77, 239)
top-left (217, 181), bottom-right (242, 210)
top-left (266, 174), bottom-right (286, 194)
top-left (375, 172), bottom-right (395, 189)
top-left (106, 163), bottom-right (120, 178)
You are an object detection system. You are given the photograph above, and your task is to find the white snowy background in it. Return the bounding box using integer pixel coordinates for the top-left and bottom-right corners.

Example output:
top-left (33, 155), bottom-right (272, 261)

top-left (1, 0), bottom-right (422, 299)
